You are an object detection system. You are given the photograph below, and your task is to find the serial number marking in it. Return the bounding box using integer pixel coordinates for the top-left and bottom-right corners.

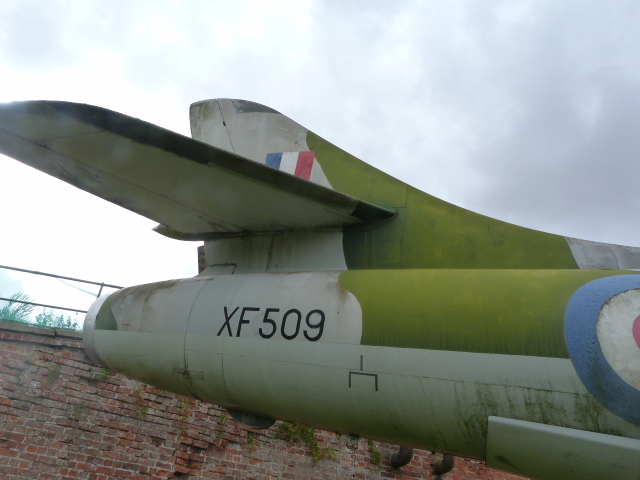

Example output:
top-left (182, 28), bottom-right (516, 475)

top-left (216, 306), bottom-right (326, 341)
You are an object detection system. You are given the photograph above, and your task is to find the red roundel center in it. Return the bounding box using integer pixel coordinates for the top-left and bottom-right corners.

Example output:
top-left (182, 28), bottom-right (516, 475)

top-left (634, 315), bottom-right (640, 349)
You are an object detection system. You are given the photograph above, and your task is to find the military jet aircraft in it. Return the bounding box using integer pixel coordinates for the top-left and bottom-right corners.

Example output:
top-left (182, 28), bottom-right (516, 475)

top-left (1, 99), bottom-right (639, 480)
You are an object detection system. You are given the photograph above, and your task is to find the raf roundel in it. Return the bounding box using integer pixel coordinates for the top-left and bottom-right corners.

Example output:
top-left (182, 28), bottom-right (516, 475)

top-left (565, 275), bottom-right (640, 426)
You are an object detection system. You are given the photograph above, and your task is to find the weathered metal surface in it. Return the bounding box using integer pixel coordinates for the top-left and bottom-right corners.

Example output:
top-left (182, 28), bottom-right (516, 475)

top-left (83, 269), bottom-right (640, 463)
top-left (6, 98), bottom-right (640, 480)
top-left (432, 454), bottom-right (456, 477)
top-left (0, 101), bottom-right (394, 236)
top-left (486, 416), bottom-right (640, 480)
top-left (566, 237), bottom-right (640, 269)
top-left (305, 129), bottom-right (580, 270)
top-left (341, 269), bottom-right (625, 357)
top-left (390, 446), bottom-right (414, 469)
top-left (201, 231), bottom-right (347, 274)
top-left (565, 275), bottom-right (640, 426)
top-left (226, 408), bottom-right (276, 429)
top-left (190, 99), bottom-right (333, 189)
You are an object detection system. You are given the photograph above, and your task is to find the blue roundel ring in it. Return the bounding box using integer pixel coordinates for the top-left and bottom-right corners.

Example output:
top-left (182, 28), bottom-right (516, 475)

top-left (565, 274), bottom-right (640, 426)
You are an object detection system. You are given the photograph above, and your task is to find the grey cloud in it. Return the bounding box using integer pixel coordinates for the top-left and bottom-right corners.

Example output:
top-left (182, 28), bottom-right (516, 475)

top-left (464, 4), bottom-right (640, 245)
top-left (0, 1), bottom-right (72, 73)
top-left (5, 0), bottom-right (640, 249)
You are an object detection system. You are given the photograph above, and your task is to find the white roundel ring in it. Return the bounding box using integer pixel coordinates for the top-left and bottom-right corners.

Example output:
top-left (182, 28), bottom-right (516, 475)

top-left (565, 275), bottom-right (640, 426)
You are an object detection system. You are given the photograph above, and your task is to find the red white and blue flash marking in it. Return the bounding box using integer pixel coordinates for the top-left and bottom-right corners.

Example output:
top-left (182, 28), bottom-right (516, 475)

top-left (266, 151), bottom-right (316, 180)
top-left (565, 275), bottom-right (640, 426)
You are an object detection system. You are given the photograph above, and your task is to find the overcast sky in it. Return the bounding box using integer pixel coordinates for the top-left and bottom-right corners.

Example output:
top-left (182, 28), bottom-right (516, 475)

top-left (1, 1), bottom-right (640, 316)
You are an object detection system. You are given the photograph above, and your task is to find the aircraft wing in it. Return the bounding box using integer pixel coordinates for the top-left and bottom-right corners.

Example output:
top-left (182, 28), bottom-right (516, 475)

top-left (0, 101), bottom-right (394, 237)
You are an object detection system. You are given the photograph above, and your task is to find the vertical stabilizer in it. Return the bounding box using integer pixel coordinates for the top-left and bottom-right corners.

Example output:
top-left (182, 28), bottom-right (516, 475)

top-left (190, 99), bottom-right (332, 188)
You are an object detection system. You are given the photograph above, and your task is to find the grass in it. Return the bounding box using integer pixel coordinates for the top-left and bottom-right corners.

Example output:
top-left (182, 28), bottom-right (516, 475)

top-left (277, 422), bottom-right (336, 464)
top-left (43, 364), bottom-right (61, 385)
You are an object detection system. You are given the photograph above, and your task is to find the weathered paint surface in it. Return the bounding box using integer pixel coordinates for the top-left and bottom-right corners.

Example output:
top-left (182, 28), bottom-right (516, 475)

top-left (6, 98), bottom-right (640, 480)
top-left (189, 99), bottom-right (333, 190)
top-left (340, 269), bottom-right (628, 357)
top-left (486, 417), bottom-right (640, 480)
top-left (566, 275), bottom-right (640, 427)
top-left (567, 237), bottom-right (640, 269)
top-left (307, 131), bottom-right (582, 270)
top-left (188, 99), bottom-right (640, 273)
top-left (84, 273), bottom-right (640, 463)
top-left (0, 101), bottom-right (393, 237)
top-left (201, 231), bottom-right (348, 274)
top-left (84, 271), bottom-right (640, 453)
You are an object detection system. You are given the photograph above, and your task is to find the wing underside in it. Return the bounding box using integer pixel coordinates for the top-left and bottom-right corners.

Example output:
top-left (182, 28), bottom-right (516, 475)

top-left (0, 101), bottom-right (394, 237)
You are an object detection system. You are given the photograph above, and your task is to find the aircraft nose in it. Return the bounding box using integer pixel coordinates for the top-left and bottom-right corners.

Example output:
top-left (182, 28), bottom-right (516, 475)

top-left (565, 275), bottom-right (640, 427)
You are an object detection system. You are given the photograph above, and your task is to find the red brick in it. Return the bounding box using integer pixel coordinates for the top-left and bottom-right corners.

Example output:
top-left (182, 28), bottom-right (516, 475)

top-left (0, 322), bottom-right (526, 480)
top-left (0, 447), bottom-right (19, 457)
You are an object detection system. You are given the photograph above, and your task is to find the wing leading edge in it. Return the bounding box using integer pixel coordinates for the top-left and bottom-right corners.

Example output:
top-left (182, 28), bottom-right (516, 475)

top-left (0, 101), bottom-right (395, 238)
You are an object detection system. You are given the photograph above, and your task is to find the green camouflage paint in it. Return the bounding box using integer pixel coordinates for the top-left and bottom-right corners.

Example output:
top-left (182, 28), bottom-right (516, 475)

top-left (307, 132), bottom-right (579, 270)
top-left (339, 269), bottom-right (628, 357)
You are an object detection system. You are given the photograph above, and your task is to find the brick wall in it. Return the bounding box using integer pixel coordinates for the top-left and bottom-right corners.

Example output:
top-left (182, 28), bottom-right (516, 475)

top-left (0, 321), bottom-right (527, 480)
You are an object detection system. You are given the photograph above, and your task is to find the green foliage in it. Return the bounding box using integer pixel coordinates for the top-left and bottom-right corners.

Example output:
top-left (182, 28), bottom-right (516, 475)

top-left (246, 432), bottom-right (257, 452)
top-left (178, 411), bottom-right (192, 435)
top-left (0, 292), bottom-right (81, 331)
top-left (368, 439), bottom-right (383, 466)
top-left (218, 412), bottom-right (229, 425)
top-left (179, 416), bottom-right (187, 435)
top-left (176, 396), bottom-right (192, 410)
top-left (277, 422), bottom-right (316, 444)
top-left (176, 395), bottom-right (193, 434)
top-left (43, 364), bottom-right (61, 385)
top-left (69, 403), bottom-right (89, 420)
top-left (277, 422), bottom-right (336, 464)
top-left (133, 385), bottom-right (150, 420)
top-left (138, 406), bottom-right (149, 420)
top-left (35, 309), bottom-right (80, 331)
top-left (217, 411), bottom-right (229, 436)
top-left (0, 292), bottom-right (35, 321)
top-left (97, 368), bottom-right (113, 382)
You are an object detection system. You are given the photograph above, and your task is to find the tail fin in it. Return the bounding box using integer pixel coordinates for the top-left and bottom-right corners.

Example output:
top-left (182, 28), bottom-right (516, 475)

top-left (190, 99), bottom-right (640, 270)
top-left (189, 99), bottom-right (572, 269)
top-left (190, 99), bottom-right (333, 189)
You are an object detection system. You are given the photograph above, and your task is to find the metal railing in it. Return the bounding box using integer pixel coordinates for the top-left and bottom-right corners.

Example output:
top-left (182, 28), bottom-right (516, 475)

top-left (0, 264), bottom-right (123, 314)
top-left (0, 296), bottom-right (89, 314)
